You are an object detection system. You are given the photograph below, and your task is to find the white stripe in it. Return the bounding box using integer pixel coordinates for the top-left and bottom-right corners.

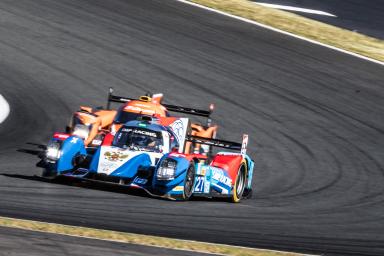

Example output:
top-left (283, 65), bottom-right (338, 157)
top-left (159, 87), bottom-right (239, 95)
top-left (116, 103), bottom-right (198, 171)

top-left (254, 2), bottom-right (337, 17)
top-left (0, 94), bottom-right (10, 124)
top-left (174, 0), bottom-right (384, 66)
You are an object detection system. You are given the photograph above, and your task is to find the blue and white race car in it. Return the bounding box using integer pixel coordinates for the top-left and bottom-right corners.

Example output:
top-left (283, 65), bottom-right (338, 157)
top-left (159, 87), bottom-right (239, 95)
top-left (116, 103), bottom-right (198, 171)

top-left (40, 117), bottom-right (254, 202)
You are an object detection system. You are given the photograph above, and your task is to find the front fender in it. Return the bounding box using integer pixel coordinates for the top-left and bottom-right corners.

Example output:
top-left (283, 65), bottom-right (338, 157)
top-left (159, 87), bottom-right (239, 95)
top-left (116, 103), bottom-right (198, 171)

top-left (110, 153), bottom-right (152, 179)
top-left (152, 153), bottom-right (191, 195)
top-left (56, 136), bottom-right (86, 173)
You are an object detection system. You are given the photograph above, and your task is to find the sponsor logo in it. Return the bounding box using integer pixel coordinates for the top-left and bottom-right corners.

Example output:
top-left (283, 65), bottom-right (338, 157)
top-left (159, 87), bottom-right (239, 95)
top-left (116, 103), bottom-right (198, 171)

top-left (169, 120), bottom-right (185, 143)
top-left (211, 167), bottom-right (232, 187)
top-left (172, 186), bottom-right (184, 192)
top-left (54, 133), bottom-right (70, 140)
top-left (133, 129), bottom-right (157, 137)
top-left (124, 105), bottom-right (142, 112)
top-left (91, 139), bottom-right (102, 146)
top-left (70, 137), bottom-right (79, 144)
top-left (100, 161), bottom-right (116, 174)
top-left (104, 151), bottom-right (129, 162)
top-left (133, 177), bottom-right (148, 185)
top-left (124, 105), bottom-right (155, 114)
top-left (197, 165), bottom-right (207, 176)
top-left (169, 152), bottom-right (185, 158)
top-left (121, 128), bottom-right (158, 138)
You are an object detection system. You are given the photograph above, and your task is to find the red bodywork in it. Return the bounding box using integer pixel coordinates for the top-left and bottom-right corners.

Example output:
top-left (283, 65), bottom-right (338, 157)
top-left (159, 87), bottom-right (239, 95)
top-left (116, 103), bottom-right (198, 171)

top-left (211, 154), bottom-right (244, 182)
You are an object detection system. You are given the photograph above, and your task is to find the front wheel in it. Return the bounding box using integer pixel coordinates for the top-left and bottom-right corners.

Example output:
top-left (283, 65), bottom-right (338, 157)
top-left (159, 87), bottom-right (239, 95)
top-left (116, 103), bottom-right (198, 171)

top-left (231, 164), bottom-right (246, 203)
top-left (182, 163), bottom-right (195, 201)
top-left (41, 168), bottom-right (58, 180)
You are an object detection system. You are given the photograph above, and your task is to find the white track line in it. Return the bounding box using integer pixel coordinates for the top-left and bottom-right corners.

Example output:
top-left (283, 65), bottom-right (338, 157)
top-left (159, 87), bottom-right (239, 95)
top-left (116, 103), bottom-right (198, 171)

top-left (175, 0), bottom-right (384, 66)
top-left (254, 2), bottom-right (337, 17)
top-left (0, 94), bottom-right (10, 124)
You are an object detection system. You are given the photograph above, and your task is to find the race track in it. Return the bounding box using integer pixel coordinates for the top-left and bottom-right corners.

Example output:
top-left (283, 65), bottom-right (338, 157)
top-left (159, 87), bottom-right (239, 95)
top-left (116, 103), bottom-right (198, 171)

top-left (0, 227), bottom-right (212, 256)
top-left (251, 0), bottom-right (384, 39)
top-left (0, 0), bottom-right (384, 255)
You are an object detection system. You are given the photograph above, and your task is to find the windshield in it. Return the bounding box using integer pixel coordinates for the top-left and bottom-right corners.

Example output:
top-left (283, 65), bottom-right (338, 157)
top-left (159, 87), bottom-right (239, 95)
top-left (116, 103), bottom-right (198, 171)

top-left (113, 127), bottom-right (163, 152)
top-left (114, 111), bottom-right (142, 124)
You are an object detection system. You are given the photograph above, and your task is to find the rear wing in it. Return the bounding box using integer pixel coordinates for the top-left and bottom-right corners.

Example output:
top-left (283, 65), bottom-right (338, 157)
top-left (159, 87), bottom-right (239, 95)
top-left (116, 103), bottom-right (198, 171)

top-left (186, 134), bottom-right (249, 155)
top-left (107, 87), bottom-right (214, 118)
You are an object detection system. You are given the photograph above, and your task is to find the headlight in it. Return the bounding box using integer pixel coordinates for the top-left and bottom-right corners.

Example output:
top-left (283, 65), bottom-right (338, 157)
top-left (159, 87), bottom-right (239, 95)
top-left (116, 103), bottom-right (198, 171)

top-left (46, 141), bottom-right (61, 162)
top-left (157, 159), bottom-right (177, 180)
top-left (72, 124), bottom-right (90, 140)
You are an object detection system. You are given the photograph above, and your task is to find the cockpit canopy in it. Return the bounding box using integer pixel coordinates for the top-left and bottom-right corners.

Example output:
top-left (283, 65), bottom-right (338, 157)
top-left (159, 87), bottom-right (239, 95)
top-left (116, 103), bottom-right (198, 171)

top-left (113, 127), bottom-right (164, 153)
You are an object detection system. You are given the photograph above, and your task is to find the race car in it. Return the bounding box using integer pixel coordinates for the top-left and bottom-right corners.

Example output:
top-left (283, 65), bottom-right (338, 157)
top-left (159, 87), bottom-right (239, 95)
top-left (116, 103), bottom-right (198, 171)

top-left (67, 88), bottom-right (217, 154)
top-left (41, 116), bottom-right (253, 202)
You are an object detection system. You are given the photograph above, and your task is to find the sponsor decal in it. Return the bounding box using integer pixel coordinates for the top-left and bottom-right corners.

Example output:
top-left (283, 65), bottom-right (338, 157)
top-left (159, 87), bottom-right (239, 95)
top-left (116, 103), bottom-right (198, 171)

top-left (124, 105), bottom-right (155, 114)
top-left (98, 147), bottom-right (133, 175)
top-left (99, 161), bottom-right (116, 174)
top-left (204, 180), bottom-right (210, 193)
top-left (170, 120), bottom-right (185, 143)
top-left (211, 167), bottom-right (232, 187)
top-left (91, 139), bottom-right (102, 146)
top-left (197, 165), bottom-right (207, 176)
top-left (54, 133), bottom-right (70, 140)
top-left (172, 186), bottom-right (184, 192)
top-left (104, 151), bottom-right (129, 162)
top-left (217, 152), bottom-right (241, 156)
top-left (121, 128), bottom-right (132, 132)
top-left (133, 129), bottom-right (157, 137)
top-left (133, 103), bottom-right (151, 108)
top-left (124, 105), bottom-right (142, 112)
top-left (133, 177), bottom-right (148, 185)
top-left (168, 118), bottom-right (188, 153)
top-left (241, 134), bottom-right (248, 155)
top-left (169, 152), bottom-right (185, 158)
top-left (70, 137), bottom-right (79, 144)
top-left (121, 128), bottom-right (158, 138)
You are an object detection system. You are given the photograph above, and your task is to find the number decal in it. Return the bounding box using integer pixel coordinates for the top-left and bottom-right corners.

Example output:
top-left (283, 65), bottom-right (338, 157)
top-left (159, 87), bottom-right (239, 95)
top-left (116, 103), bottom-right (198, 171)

top-left (194, 176), bottom-right (205, 193)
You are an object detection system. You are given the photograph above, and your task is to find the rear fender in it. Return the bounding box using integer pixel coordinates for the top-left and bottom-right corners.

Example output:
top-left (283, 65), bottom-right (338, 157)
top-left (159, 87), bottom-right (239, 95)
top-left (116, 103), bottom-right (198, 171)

top-left (243, 155), bottom-right (254, 189)
top-left (210, 154), bottom-right (244, 182)
top-left (211, 153), bottom-right (254, 192)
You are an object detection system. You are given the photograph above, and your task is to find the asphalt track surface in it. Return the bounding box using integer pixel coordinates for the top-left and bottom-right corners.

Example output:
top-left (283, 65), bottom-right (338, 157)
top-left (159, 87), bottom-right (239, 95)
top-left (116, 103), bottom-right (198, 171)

top-left (252, 0), bottom-right (384, 39)
top-left (0, 0), bottom-right (383, 255)
top-left (0, 227), bottom-right (213, 256)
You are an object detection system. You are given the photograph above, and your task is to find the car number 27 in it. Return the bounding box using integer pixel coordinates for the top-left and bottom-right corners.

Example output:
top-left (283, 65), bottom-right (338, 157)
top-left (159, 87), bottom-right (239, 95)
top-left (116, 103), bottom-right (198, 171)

top-left (194, 176), bottom-right (205, 193)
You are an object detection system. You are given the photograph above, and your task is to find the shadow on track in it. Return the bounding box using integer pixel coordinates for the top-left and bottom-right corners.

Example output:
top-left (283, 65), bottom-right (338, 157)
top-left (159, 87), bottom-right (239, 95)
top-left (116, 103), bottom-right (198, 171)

top-left (0, 173), bottom-right (151, 199)
top-left (0, 173), bottom-right (233, 203)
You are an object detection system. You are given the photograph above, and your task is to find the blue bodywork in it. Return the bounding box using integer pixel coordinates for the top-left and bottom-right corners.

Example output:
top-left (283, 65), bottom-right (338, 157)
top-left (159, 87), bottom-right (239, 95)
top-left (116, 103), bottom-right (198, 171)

top-left (47, 136), bottom-right (87, 174)
top-left (43, 121), bottom-right (254, 201)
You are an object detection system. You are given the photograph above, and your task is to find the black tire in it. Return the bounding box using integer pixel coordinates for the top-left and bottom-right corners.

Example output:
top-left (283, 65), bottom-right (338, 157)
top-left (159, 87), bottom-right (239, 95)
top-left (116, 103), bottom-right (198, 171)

top-left (231, 164), bottom-right (246, 203)
top-left (41, 168), bottom-right (58, 180)
top-left (182, 163), bottom-right (195, 200)
top-left (243, 188), bottom-right (253, 199)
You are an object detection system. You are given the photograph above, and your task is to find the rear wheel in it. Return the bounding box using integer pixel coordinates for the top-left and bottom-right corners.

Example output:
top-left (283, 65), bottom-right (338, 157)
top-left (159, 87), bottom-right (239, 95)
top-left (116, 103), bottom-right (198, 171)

top-left (231, 164), bottom-right (246, 203)
top-left (182, 164), bottom-right (195, 200)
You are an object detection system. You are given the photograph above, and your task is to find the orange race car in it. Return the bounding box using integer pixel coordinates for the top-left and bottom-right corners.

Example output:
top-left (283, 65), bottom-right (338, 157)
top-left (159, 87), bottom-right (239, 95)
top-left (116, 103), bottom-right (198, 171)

top-left (66, 88), bottom-right (218, 155)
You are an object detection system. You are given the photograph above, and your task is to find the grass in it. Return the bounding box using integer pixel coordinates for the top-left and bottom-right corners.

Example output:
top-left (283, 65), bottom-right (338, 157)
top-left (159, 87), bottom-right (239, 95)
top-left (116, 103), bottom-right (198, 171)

top-left (0, 216), bottom-right (307, 256)
top-left (187, 0), bottom-right (384, 62)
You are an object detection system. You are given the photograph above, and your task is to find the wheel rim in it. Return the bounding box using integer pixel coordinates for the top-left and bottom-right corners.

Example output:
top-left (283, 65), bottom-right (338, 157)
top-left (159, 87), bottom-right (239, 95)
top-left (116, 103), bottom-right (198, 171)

top-left (184, 166), bottom-right (194, 198)
top-left (236, 167), bottom-right (245, 198)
